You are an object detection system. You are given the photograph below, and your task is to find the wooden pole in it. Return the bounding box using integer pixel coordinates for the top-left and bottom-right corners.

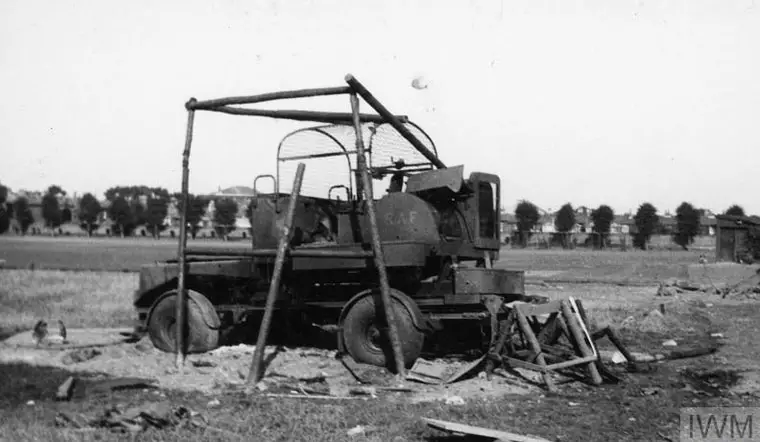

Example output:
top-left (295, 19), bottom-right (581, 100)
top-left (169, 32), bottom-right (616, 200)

top-left (175, 99), bottom-right (196, 370)
top-left (348, 92), bottom-right (407, 377)
top-left (247, 162), bottom-right (306, 384)
top-left (190, 86), bottom-right (352, 109)
top-left (345, 74), bottom-right (445, 170)
top-left (560, 300), bottom-right (603, 385)
top-left (203, 106), bottom-right (406, 125)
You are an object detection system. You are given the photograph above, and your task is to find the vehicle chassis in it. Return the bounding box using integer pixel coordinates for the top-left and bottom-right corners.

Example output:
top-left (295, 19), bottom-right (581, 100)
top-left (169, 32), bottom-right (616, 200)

top-left (133, 74), bottom-right (535, 375)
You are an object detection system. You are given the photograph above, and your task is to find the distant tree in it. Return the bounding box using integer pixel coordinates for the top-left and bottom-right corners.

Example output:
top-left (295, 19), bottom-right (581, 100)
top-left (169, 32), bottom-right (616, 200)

top-left (41, 191), bottom-right (63, 234)
top-left (554, 203), bottom-right (576, 248)
top-left (674, 202), bottom-right (701, 250)
top-left (514, 200), bottom-right (540, 247)
top-left (132, 200), bottom-right (146, 228)
top-left (78, 193), bottom-right (102, 237)
top-left (633, 202), bottom-right (659, 250)
top-left (213, 198), bottom-right (238, 239)
top-left (13, 197), bottom-right (34, 235)
top-left (108, 196), bottom-right (134, 238)
top-left (61, 207), bottom-right (72, 224)
top-left (590, 205), bottom-right (615, 249)
top-left (46, 185), bottom-right (66, 197)
top-left (105, 185), bottom-right (169, 202)
top-left (144, 197), bottom-right (169, 238)
top-left (725, 205), bottom-right (746, 217)
top-left (175, 193), bottom-right (208, 239)
top-left (0, 183), bottom-right (9, 234)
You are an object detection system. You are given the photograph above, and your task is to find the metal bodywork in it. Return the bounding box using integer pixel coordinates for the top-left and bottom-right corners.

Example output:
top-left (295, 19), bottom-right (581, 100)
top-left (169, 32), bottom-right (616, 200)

top-left (133, 74), bottom-right (527, 364)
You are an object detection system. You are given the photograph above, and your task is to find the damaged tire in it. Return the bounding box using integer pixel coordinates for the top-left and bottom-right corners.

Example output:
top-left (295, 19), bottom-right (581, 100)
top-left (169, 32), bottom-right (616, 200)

top-left (342, 292), bottom-right (424, 370)
top-left (147, 289), bottom-right (221, 354)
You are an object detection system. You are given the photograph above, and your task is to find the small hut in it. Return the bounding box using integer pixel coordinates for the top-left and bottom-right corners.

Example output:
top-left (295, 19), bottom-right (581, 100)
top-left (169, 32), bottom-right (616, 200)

top-left (715, 215), bottom-right (760, 262)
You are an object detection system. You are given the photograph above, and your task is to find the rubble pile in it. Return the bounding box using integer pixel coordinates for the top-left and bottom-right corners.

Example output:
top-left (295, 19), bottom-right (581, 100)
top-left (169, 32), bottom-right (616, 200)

top-left (656, 276), bottom-right (760, 300)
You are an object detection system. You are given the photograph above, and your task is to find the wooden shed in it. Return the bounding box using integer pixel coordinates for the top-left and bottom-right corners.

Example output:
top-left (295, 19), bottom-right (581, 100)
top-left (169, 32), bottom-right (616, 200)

top-left (715, 215), bottom-right (760, 262)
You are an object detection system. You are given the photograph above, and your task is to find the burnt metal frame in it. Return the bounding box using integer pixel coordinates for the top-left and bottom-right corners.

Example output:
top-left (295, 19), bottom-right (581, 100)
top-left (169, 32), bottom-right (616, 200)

top-left (274, 121), bottom-right (440, 206)
top-left (174, 74), bottom-right (445, 373)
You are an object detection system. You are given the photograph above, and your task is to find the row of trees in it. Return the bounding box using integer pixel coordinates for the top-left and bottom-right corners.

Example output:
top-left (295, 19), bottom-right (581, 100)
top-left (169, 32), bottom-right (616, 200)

top-left (0, 183), bottom-right (246, 239)
top-left (0, 181), bottom-right (752, 247)
top-left (512, 200), bottom-right (749, 251)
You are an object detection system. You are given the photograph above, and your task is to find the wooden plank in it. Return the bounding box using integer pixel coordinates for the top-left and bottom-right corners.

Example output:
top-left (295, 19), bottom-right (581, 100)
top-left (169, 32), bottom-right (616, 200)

top-left (545, 355), bottom-right (598, 371)
top-left (515, 309), bottom-right (555, 391)
top-left (514, 300), bottom-right (562, 318)
top-left (423, 418), bottom-right (553, 442)
top-left (560, 300), bottom-right (603, 385)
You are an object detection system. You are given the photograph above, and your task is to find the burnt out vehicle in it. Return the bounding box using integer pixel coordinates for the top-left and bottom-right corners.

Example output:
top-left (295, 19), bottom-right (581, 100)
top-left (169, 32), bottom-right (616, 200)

top-left (133, 74), bottom-right (528, 369)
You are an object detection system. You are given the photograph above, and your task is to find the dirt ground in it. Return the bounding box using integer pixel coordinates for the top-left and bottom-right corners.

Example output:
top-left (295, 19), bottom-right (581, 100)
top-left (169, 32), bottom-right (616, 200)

top-left (2, 286), bottom-right (759, 407)
top-left (0, 326), bottom-right (550, 404)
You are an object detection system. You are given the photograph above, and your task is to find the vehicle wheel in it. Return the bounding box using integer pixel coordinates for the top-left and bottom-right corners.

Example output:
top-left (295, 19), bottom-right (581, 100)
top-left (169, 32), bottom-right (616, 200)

top-left (342, 293), bottom-right (424, 370)
top-left (147, 290), bottom-right (220, 354)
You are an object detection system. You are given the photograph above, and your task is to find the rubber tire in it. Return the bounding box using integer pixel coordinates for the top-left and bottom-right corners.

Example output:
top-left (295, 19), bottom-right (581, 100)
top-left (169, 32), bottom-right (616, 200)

top-left (147, 291), bottom-right (220, 354)
top-left (342, 295), bottom-right (424, 369)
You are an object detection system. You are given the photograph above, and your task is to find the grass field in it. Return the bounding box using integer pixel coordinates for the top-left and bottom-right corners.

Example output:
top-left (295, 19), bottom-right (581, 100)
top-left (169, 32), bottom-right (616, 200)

top-left (0, 235), bottom-right (707, 284)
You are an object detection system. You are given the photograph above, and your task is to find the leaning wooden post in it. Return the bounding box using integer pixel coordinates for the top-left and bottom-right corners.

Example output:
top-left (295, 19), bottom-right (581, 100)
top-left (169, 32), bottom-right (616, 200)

top-left (560, 299), bottom-right (603, 385)
top-left (247, 162), bottom-right (306, 384)
top-left (175, 98), bottom-right (196, 370)
top-left (348, 91), bottom-right (406, 377)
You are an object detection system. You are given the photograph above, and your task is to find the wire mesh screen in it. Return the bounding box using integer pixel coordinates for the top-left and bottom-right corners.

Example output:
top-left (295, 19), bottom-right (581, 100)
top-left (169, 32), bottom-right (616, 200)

top-left (277, 122), bottom-right (438, 199)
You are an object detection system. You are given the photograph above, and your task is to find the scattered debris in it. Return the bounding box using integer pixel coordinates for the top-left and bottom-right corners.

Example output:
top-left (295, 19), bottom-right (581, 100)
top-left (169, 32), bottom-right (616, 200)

top-left (191, 359), bottom-right (216, 368)
top-left (32, 320), bottom-right (48, 347)
top-left (62, 348), bottom-right (101, 365)
top-left (406, 355), bottom-right (486, 385)
top-left (56, 376), bottom-right (76, 401)
top-left (88, 377), bottom-right (159, 394)
top-left (610, 352), bottom-right (627, 365)
top-left (53, 401), bottom-right (235, 435)
top-left (206, 399), bottom-right (221, 408)
top-left (444, 395), bottom-right (465, 405)
top-left (346, 425), bottom-right (375, 436)
top-left (423, 417), bottom-right (553, 442)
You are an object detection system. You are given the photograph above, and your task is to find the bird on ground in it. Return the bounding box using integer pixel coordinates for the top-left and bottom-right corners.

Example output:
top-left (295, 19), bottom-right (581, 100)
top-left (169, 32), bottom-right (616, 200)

top-left (32, 320), bottom-right (48, 347)
top-left (58, 320), bottom-right (67, 343)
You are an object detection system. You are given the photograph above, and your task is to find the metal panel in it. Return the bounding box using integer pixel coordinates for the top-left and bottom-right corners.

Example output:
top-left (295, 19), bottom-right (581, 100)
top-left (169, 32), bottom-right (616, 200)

top-left (452, 267), bottom-right (525, 295)
top-left (406, 165), bottom-right (466, 194)
top-left (290, 241), bottom-right (430, 270)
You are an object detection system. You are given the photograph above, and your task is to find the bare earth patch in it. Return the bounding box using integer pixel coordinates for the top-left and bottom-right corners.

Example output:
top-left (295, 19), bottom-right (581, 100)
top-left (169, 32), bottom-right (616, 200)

top-left (0, 328), bottom-right (545, 404)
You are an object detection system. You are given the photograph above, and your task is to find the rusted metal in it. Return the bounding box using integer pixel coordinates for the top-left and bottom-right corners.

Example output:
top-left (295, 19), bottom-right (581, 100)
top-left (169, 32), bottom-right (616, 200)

top-left (345, 74), bottom-right (446, 170)
top-left (248, 162), bottom-right (306, 384)
top-left (175, 99), bottom-right (196, 370)
top-left (350, 92), bottom-right (406, 376)
top-left (452, 267), bottom-right (525, 296)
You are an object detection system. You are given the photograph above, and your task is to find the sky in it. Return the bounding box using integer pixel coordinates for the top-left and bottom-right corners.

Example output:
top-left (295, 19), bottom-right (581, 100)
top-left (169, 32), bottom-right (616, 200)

top-left (1, 0), bottom-right (759, 216)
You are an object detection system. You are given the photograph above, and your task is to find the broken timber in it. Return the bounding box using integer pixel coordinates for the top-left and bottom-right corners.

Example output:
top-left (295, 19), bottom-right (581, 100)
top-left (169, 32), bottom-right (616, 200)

top-left (487, 298), bottom-right (603, 392)
top-left (423, 418), bottom-right (552, 442)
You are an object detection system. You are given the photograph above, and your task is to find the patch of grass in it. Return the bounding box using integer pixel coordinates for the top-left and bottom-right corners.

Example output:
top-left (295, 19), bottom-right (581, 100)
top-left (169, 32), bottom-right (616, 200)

top-left (497, 248), bottom-right (703, 284)
top-left (0, 270), bottom-right (137, 340)
top-left (2, 235), bottom-right (705, 283)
